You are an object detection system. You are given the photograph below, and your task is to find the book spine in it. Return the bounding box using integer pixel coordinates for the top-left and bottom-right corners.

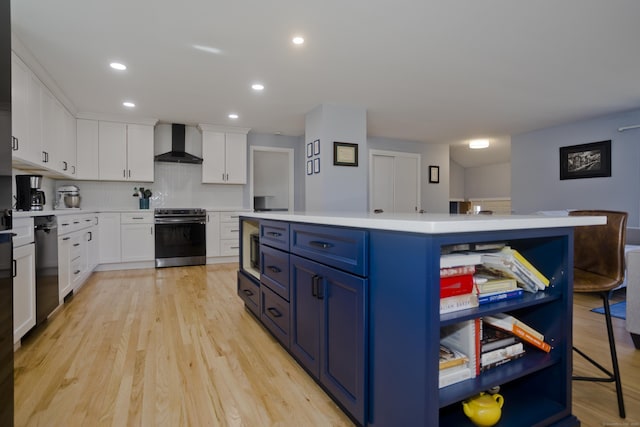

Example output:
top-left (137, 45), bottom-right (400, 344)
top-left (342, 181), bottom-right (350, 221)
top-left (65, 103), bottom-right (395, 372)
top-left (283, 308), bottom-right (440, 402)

top-left (513, 319), bottom-right (544, 340)
top-left (439, 366), bottom-right (472, 388)
top-left (512, 324), bottom-right (551, 352)
top-left (440, 293), bottom-right (479, 314)
top-left (481, 342), bottom-right (524, 365)
top-left (478, 289), bottom-right (523, 305)
top-left (474, 318), bottom-right (481, 376)
top-left (440, 274), bottom-right (475, 298)
top-left (480, 352), bottom-right (525, 372)
top-left (512, 249), bottom-right (550, 287)
top-left (440, 265), bottom-right (476, 277)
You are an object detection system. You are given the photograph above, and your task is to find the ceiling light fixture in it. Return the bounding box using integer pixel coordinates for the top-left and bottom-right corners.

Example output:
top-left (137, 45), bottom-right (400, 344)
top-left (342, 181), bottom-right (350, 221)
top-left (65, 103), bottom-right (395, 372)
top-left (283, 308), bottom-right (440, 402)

top-left (110, 62), bottom-right (127, 71)
top-left (192, 44), bottom-right (223, 55)
top-left (251, 83), bottom-right (264, 91)
top-left (292, 36), bottom-right (305, 45)
top-left (228, 113), bottom-right (239, 119)
top-left (469, 139), bottom-right (489, 149)
top-left (122, 101), bottom-right (135, 108)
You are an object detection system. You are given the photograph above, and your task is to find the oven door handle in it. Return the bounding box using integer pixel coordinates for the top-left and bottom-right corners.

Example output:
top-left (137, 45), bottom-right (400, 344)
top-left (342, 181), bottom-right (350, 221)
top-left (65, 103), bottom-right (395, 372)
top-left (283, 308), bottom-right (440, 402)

top-left (155, 218), bottom-right (206, 224)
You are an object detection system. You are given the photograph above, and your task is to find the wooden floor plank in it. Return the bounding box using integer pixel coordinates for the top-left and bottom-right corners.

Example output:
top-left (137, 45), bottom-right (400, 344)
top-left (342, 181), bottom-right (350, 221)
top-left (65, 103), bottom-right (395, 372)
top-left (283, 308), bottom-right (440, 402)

top-left (13, 264), bottom-right (640, 426)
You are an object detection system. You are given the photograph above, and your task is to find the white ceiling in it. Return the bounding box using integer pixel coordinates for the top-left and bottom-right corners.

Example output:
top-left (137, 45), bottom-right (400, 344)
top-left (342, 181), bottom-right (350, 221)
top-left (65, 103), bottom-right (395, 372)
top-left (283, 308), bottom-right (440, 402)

top-left (10, 1), bottom-right (640, 168)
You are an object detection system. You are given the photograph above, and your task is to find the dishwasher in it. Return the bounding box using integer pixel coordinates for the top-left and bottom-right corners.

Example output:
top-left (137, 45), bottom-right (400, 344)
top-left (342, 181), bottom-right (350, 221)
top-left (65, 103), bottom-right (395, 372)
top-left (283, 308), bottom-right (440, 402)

top-left (34, 216), bottom-right (59, 325)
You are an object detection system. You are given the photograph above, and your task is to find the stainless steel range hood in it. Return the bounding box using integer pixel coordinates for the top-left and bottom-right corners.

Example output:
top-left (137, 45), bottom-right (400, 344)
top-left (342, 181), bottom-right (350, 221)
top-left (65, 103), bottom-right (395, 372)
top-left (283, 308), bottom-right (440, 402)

top-left (154, 123), bottom-right (203, 164)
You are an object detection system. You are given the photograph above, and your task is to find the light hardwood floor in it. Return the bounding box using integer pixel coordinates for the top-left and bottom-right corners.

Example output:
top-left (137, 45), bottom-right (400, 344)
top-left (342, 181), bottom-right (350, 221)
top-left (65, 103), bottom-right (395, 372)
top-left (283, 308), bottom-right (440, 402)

top-left (14, 264), bottom-right (640, 426)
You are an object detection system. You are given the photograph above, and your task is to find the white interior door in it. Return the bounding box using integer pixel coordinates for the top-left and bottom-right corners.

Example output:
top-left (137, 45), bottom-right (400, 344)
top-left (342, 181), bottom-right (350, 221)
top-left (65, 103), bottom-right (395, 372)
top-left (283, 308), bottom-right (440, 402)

top-left (369, 150), bottom-right (420, 213)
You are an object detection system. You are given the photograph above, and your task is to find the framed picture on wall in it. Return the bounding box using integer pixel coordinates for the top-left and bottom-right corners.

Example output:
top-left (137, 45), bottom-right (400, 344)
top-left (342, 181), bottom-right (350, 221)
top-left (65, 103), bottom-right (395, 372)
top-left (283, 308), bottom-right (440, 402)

top-left (429, 165), bottom-right (440, 183)
top-left (314, 157), bottom-right (320, 173)
top-left (559, 140), bottom-right (611, 180)
top-left (313, 139), bottom-right (320, 155)
top-left (306, 160), bottom-right (313, 175)
top-left (333, 142), bottom-right (358, 166)
top-left (307, 142), bottom-right (313, 158)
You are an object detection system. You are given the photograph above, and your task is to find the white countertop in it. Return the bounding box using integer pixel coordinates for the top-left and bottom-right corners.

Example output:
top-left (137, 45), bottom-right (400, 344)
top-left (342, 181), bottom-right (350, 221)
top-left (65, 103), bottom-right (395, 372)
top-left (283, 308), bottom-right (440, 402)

top-left (240, 211), bottom-right (606, 234)
top-left (12, 206), bottom-right (248, 218)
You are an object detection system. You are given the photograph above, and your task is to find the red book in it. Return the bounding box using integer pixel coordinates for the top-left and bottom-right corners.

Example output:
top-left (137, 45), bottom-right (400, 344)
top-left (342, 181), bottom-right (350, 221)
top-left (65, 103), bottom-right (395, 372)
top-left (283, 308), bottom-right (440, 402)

top-left (440, 274), bottom-right (475, 298)
top-left (440, 265), bottom-right (476, 278)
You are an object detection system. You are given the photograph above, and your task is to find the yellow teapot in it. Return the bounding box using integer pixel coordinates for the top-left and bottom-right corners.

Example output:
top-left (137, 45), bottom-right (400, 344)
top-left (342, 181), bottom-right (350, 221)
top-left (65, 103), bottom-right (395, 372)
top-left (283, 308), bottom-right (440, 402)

top-left (462, 392), bottom-right (504, 427)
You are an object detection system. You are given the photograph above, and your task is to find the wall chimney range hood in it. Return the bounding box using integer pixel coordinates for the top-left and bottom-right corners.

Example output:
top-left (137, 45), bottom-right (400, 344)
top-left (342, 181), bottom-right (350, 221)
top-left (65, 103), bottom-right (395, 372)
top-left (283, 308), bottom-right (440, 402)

top-left (154, 123), bottom-right (203, 164)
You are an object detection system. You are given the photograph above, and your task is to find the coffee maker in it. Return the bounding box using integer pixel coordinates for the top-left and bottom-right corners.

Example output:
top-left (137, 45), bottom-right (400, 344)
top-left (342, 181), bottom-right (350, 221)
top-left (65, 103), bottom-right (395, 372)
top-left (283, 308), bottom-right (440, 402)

top-left (15, 174), bottom-right (45, 211)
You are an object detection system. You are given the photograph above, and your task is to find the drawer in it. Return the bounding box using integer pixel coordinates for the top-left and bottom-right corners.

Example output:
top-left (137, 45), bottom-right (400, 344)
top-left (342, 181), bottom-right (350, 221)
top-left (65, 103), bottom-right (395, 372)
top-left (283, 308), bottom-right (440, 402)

top-left (70, 234), bottom-right (83, 261)
top-left (12, 217), bottom-right (34, 247)
top-left (220, 221), bottom-right (240, 239)
top-left (121, 212), bottom-right (154, 224)
top-left (290, 223), bottom-right (368, 276)
top-left (261, 285), bottom-right (290, 347)
top-left (221, 239), bottom-right (240, 256)
top-left (260, 220), bottom-right (289, 251)
top-left (260, 245), bottom-right (290, 301)
top-left (71, 258), bottom-right (83, 282)
top-left (57, 215), bottom-right (80, 235)
top-left (238, 270), bottom-right (260, 317)
top-left (220, 212), bottom-right (240, 222)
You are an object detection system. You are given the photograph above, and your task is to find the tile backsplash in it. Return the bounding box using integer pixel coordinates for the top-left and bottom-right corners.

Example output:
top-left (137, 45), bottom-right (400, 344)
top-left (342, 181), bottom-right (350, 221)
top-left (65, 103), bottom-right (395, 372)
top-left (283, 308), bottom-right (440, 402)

top-left (55, 162), bottom-right (244, 210)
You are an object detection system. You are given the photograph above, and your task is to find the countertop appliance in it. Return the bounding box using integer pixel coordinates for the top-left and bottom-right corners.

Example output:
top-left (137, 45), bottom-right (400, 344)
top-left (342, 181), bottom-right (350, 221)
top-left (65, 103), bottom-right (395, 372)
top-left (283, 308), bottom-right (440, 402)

top-left (16, 174), bottom-right (45, 211)
top-left (154, 208), bottom-right (206, 268)
top-left (34, 216), bottom-right (59, 325)
top-left (0, 0), bottom-right (15, 422)
top-left (55, 185), bottom-right (81, 209)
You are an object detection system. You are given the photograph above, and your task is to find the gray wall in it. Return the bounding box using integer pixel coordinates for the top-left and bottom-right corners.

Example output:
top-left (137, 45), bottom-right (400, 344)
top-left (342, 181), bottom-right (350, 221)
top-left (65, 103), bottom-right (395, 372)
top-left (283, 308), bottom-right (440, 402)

top-left (465, 162), bottom-right (511, 199)
top-left (449, 160), bottom-right (465, 200)
top-left (512, 107), bottom-right (640, 226)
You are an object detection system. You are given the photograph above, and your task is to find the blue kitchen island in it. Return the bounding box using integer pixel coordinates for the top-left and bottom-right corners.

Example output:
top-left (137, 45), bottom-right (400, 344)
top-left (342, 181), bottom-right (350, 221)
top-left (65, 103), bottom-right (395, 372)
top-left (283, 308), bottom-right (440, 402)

top-left (237, 212), bottom-right (604, 426)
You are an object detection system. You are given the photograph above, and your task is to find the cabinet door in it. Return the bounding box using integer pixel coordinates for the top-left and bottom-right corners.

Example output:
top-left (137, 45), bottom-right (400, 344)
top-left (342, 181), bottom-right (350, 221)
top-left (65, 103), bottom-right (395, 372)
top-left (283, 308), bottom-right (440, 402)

top-left (76, 119), bottom-right (100, 180)
top-left (121, 223), bottom-right (154, 262)
top-left (206, 211), bottom-right (221, 257)
top-left (126, 124), bottom-right (154, 182)
top-left (224, 132), bottom-right (247, 184)
top-left (58, 235), bottom-right (73, 303)
top-left (290, 255), bottom-right (322, 376)
top-left (98, 213), bottom-right (121, 264)
top-left (201, 131), bottom-right (226, 183)
top-left (10, 53), bottom-right (29, 156)
top-left (98, 121), bottom-right (127, 180)
top-left (62, 108), bottom-right (77, 177)
top-left (86, 226), bottom-right (99, 271)
top-left (13, 243), bottom-right (36, 343)
top-left (25, 72), bottom-right (43, 164)
top-left (40, 88), bottom-right (60, 171)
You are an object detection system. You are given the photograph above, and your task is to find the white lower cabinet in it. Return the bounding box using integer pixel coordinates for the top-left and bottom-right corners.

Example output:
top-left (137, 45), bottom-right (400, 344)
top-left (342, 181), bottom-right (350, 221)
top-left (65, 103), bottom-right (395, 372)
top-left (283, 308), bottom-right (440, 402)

top-left (206, 211), bottom-right (241, 257)
top-left (98, 213), bottom-right (122, 264)
top-left (58, 213), bottom-right (100, 302)
top-left (13, 242), bottom-right (36, 344)
top-left (120, 213), bottom-right (154, 262)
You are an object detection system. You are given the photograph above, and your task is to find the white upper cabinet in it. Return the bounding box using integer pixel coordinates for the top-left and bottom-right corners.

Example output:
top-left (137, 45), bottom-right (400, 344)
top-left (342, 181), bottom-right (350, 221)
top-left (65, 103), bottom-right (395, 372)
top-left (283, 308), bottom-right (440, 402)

top-left (76, 119), bottom-right (100, 180)
top-left (10, 52), bottom-right (29, 155)
top-left (98, 121), bottom-right (154, 182)
top-left (199, 124), bottom-right (250, 184)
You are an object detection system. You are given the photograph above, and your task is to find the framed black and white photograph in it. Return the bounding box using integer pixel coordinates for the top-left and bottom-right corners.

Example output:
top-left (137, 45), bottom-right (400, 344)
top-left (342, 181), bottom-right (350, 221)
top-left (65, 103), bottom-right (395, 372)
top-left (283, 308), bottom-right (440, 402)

top-left (560, 140), bottom-right (611, 180)
top-left (306, 160), bottom-right (313, 175)
top-left (313, 139), bottom-right (320, 155)
top-left (313, 157), bottom-right (320, 173)
top-left (429, 165), bottom-right (440, 183)
top-left (307, 142), bottom-right (313, 158)
top-left (333, 142), bottom-right (358, 166)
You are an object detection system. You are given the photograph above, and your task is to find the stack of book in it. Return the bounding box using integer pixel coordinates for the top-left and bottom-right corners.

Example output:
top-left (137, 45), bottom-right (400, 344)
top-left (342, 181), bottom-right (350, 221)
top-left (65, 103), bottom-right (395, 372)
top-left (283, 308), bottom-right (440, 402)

top-left (480, 323), bottom-right (525, 371)
top-left (480, 246), bottom-right (550, 293)
top-left (483, 313), bottom-right (551, 353)
top-left (439, 319), bottom-right (480, 388)
top-left (474, 274), bottom-right (523, 305)
top-left (440, 253), bottom-right (481, 314)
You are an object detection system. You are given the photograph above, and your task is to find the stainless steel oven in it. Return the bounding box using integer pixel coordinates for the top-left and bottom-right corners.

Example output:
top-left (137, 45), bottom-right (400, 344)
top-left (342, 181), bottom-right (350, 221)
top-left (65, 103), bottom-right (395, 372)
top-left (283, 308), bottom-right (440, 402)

top-left (154, 208), bottom-right (206, 268)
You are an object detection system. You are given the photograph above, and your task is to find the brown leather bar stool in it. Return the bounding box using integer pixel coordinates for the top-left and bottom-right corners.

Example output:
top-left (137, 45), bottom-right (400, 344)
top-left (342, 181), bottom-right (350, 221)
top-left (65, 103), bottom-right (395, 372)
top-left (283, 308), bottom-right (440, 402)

top-left (569, 209), bottom-right (627, 419)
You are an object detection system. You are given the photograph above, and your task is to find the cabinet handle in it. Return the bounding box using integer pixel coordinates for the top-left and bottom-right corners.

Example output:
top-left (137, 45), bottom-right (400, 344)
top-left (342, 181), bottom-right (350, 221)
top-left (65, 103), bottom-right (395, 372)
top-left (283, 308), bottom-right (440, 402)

top-left (72, 166), bottom-right (76, 175)
top-left (85, 219), bottom-right (92, 222)
top-left (74, 270), bottom-right (81, 275)
top-left (63, 161), bottom-right (68, 171)
top-left (267, 265), bottom-right (281, 273)
top-left (63, 237), bottom-right (70, 241)
top-left (12, 259), bottom-right (17, 278)
top-left (311, 274), bottom-right (321, 298)
top-left (128, 169), bottom-right (131, 178)
top-left (267, 307), bottom-right (282, 318)
top-left (42, 151), bottom-right (47, 162)
top-left (12, 136), bottom-right (18, 151)
top-left (266, 231), bottom-right (281, 237)
top-left (73, 243), bottom-right (80, 247)
top-left (150, 227), bottom-right (153, 235)
top-left (230, 246), bottom-right (239, 249)
top-left (87, 231), bottom-right (92, 241)
top-left (231, 229), bottom-right (239, 233)
top-left (309, 241), bottom-right (333, 249)
top-left (221, 173), bottom-right (225, 181)
top-left (73, 221), bottom-right (80, 224)
top-left (123, 169), bottom-right (126, 178)
top-left (132, 217), bottom-right (144, 220)
top-left (242, 289), bottom-right (254, 297)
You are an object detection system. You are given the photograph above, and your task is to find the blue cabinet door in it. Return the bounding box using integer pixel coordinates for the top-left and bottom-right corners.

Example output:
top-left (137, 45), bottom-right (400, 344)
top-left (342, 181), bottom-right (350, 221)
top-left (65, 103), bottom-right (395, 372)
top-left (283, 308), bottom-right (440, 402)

top-left (290, 254), bottom-right (366, 425)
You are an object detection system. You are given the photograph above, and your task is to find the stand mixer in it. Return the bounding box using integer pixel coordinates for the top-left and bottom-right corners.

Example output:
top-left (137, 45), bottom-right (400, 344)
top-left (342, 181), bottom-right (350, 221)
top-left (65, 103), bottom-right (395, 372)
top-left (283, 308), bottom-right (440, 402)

top-left (55, 185), bottom-right (81, 209)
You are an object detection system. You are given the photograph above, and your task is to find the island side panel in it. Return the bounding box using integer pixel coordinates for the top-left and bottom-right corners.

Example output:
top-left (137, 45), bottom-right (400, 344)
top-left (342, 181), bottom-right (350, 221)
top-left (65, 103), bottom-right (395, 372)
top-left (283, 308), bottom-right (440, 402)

top-left (368, 230), bottom-right (440, 426)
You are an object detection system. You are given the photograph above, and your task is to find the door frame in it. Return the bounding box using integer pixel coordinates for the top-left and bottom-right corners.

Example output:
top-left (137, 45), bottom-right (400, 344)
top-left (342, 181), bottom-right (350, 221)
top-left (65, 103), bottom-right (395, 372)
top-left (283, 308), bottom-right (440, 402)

top-left (368, 149), bottom-right (421, 213)
top-left (249, 146), bottom-right (295, 212)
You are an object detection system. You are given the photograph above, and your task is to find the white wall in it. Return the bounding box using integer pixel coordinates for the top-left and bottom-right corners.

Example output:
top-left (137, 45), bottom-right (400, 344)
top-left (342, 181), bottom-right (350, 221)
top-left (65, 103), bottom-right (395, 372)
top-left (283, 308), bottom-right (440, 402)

top-left (253, 150), bottom-right (289, 209)
top-left (464, 162), bottom-right (511, 199)
top-left (449, 160), bottom-right (465, 200)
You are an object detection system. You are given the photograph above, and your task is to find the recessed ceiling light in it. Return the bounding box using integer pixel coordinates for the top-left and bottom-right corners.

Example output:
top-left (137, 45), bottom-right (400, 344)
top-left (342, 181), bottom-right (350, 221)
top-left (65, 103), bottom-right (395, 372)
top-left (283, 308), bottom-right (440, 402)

top-left (469, 139), bottom-right (489, 149)
top-left (292, 36), bottom-right (305, 45)
top-left (251, 83), bottom-right (264, 91)
top-left (192, 44), bottom-right (223, 55)
top-left (228, 113), bottom-right (239, 119)
top-left (123, 101), bottom-right (135, 108)
top-left (110, 62), bottom-right (127, 71)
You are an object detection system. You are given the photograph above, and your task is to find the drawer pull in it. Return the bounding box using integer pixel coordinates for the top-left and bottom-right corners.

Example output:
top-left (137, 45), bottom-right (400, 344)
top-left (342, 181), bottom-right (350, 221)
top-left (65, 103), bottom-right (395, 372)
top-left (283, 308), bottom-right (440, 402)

top-left (266, 231), bottom-right (281, 237)
top-left (63, 237), bottom-right (71, 241)
top-left (74, 270), bottom-right (81, 275)
top-left (230, 229), bottom-right (239, 233)
top-left (73, 221), bottom-right (80, 224)
top-left (132, 217), bottom-right (144, 220)
top-left (85, 219), bottom-right (92, 222)
top-left (231, 246), bottom-right (239, 249)
top-left (311, 275), bottom-right (321, 298)
top-left (73, 243), bottom-right (80, 247)
top-left (242, 289), bottom-right (254, 297)
top-left (267, 307), bottom-right (282, 318)
top-left (61, 223), bottom-right (70, 227)
top-left (267, 265), bottom-right (281, 273)
top-left (309, 240), bottom-right (333, 249)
